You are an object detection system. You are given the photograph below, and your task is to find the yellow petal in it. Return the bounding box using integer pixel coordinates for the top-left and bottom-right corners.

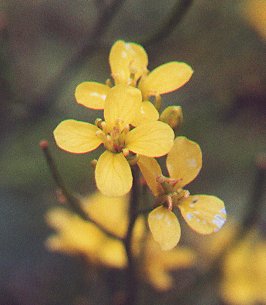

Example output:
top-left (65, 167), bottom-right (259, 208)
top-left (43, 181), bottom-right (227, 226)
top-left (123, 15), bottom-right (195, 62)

top-left (179, 195), bottom-right (226, 234)
top-left (45, 208), bottom-right (105, 255)
top-left (95, 151), bottom-right (132, 197)
top-left (46, 207), bottom-right (127, 269)
top-left (131, 101), bottom-right (159, 126)
top-left (139, 62), bottom-right (193, 97)
top-left (104, 84), bottom-right (142, 129)
top-left (148, 206), bottom-right (181, 250)
top-left (98, 238), bottom-right (127, 268)
top-left (125, 121), bottom-right (174, 157)
top-left (83, 192), bottom-right (128, 238)
top-left (75, 82), bottom-right (110, 109)
top-left (137, 155), bottom-right (164, 196)
top-left (53, 119), bottom-right (102, 153)
top-left (109, 40), bottom-right (148, 85)
top-left (166, 136), bottom-right (202, 187)
top-left (146, 264), bottom-right (174, 291)
top-left (163, 247), bottom-right (196, 269)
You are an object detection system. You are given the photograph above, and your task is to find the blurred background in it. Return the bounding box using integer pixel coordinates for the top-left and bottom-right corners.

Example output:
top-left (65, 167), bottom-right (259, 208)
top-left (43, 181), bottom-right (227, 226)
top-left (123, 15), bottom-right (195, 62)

top-left (0, 0), bottom-right (265, 304)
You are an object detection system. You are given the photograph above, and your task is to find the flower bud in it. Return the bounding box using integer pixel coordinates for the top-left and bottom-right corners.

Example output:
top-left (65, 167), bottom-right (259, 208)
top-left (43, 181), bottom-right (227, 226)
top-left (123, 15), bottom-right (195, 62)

top-left (160, 106), bottom-right (183, 130)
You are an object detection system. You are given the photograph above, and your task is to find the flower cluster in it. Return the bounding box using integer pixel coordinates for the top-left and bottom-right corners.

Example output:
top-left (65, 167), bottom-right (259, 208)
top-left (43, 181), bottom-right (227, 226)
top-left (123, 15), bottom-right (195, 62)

top-left (52, 40), bottom-right (226, 250)
top-left (46, 192), bottom-right (196, 291)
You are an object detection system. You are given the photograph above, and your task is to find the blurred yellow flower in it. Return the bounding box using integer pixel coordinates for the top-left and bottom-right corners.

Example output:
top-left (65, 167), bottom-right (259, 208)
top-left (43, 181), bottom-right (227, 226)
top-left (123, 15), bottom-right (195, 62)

top-left (46, 192), bottom-right (195, 290)
top-left (54, 84), bottom-right (174, 197)
top-left (46, 192), bottom-right (144, 268)
top-left (191, 221), bottom-right (237, 269)
top-left (142, 235), bottom-right (196, 291)
top-left (221, 230), bottom-right (266, 305)
top-left (75, 40), bottom-right (193, 125)
top-left (138, 136), bottom-right (226, 250)
top-left (243, 0), bottom-right (266, 40)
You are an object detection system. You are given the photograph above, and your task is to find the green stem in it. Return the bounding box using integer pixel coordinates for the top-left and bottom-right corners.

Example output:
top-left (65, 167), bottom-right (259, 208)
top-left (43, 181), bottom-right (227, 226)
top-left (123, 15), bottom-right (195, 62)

top-left (123, 166), bottom-right (140, 305)
top-left (40, 140), bottom-right (122, 241)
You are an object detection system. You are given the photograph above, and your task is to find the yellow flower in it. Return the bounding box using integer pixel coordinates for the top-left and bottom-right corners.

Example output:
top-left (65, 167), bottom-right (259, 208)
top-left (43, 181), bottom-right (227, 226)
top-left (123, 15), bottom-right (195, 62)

top-left (191, 221), bottom-right (237, 269)
top-left (54, 85), bottom-right (174, 197)
top-left (75, 40), bottom-right (193, 125)
top-left (220, 230), bottom-right (266, 305)
top-left (45, 192), bottom-right (144, 268)
top-left (138, 136), bottom-right (226, 250)
top-left (142, 235), bottom-right (196, 291)
top-left (243, 0), bottom-right (266, 41)
top-left (46, 192), bottom-right (196, 289)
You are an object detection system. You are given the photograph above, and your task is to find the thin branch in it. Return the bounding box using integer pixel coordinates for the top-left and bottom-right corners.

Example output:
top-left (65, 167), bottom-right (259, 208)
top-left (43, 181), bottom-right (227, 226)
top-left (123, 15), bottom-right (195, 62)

top-left (27, 0), bottom-right (127, 120)
top-left (123, 166), bottom-right (140, 305)
top-left (39, 140), bottom-right (123, 241)
top-left (141, 0), bottom-right (194, 48)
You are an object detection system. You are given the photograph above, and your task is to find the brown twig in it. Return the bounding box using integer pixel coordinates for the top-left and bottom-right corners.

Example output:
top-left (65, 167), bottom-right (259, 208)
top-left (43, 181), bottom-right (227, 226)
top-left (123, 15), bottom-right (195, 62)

top-left (141, 0), bottom-right (194, 48)
top-left (39, 139), bottom-right (123, 241)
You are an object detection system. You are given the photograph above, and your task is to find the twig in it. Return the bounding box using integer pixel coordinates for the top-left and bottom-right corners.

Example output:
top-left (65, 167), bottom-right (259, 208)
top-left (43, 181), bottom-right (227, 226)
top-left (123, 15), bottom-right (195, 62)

top-left (123, 166), bottom-right (140, 305)
top-left (39, 139), bottom-right (123, 241)
top-left (141, 0), bottom-right (194, 48)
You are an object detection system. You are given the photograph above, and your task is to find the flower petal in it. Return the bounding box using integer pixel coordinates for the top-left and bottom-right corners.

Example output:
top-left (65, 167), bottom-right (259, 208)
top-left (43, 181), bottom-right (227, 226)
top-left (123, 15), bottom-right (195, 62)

top-left (98, 238), bottom-right (127, 268)
top-left (75, 82), bottom-right (110, 109)
top-left (139, 62), bottom-right (193, 97)
top-left (104, 84), bottom-right (142, 129)
top-left (125, 121), bottom-right (174, 157)
top-left (109, 40), bottom-right (148, 85)
top-left (131, 101), bottom-right (159, 126)
top-left (166, 136), bottom-right (202, 187)
top-left (53, 119), bottom-right (102, 153)
top-left (148, 206), bottom-right (181, 250)
top-left (95, 151), bottom-right (132, 197)
top-left (137, 156), bottom-right (164, 196)
top-left (83, 192), bottom-right (128, 238)
top-left (45, 208), bottom-right (106, 254)
top-left (178, 195), bottom-right (226, 234)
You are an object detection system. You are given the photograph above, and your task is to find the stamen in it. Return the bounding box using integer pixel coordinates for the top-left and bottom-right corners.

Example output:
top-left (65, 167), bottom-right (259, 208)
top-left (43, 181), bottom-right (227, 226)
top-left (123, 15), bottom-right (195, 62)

top-left (95, 130), bottom-right (106, 141)
top-left (95, 118), bottom-right (103, 128)
top-left (101, 121), bottom-right (108, 133)
top-left (91, 159), bottom-right (97, 168)
top-left (105, 78), bottom-right (113, 87)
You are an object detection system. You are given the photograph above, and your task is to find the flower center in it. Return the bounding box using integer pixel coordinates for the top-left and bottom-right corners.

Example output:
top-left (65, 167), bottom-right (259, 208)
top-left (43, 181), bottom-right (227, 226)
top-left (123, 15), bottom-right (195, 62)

top-left (156, 175), bottom-right (190, 209)
top-left (95, 118), bottom-right (130, 153)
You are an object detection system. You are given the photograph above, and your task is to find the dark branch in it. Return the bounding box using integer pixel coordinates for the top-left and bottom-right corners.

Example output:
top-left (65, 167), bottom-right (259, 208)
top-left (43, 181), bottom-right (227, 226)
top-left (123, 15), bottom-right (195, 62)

top-left (27, 0), bottom-right (127, 120)
top-left (40, 140), bottom-right (123, 241)
top-left (141, 0), bottom-right (194, 47)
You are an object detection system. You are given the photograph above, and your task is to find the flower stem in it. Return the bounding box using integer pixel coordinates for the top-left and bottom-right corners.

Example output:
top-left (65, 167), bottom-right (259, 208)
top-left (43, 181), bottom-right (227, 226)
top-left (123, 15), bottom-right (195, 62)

top-left (40, 140), bottom-right (122, 241)
top-left (123, 166), bottom-right (140, 305)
